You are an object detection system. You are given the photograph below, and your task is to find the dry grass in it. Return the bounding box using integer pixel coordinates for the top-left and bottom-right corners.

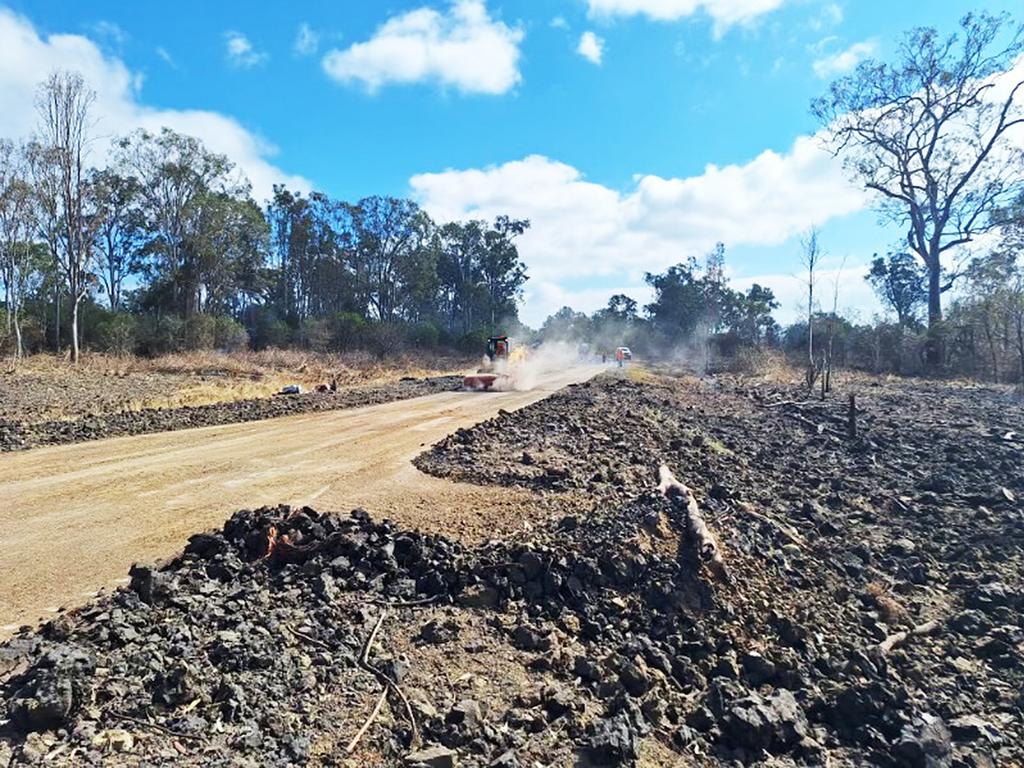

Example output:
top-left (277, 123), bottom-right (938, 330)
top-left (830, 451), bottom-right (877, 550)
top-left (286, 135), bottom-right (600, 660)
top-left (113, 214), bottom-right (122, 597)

top-left (122, 349), bottom-right (471, 410)
top-left (1, 349), bottom-right (473, 421)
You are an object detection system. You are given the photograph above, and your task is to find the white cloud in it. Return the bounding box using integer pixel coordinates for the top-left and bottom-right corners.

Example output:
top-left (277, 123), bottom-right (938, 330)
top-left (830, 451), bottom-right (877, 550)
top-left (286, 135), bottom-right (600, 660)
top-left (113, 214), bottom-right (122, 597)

top-left (586, 0), bottom-right (786, 34)
top-left (155, 46), bottom-right (175, 68)
top-left (321, 0), bottom-right (523, 95)
top-left (812, 39), bottom-right (876, 78)
top-left (410, 138), bottom-right (868, 324)
top-left (734, 264), bottom-right (881, 325)
top-left (551, 16), bottom-right (570, 30)
top-left (294, 23), bottom-right (319, 56)
top-left (809, 2), bottom-right (842, 32)
top-left (90, 20), bottom-right (128, 49)
top-left (0, 9), bottom-right (308, 202)
top-left (224, 31), bottom-right (267, 68)
top-left (577, 31), bottom-right (604, 65)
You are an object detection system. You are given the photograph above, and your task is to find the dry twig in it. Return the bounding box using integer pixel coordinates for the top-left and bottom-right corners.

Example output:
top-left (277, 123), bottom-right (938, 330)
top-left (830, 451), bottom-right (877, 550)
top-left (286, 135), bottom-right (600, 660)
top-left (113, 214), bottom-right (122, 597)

top-left (110, 712), bottom-right (206, 742)
top-left (344, 686), bottom-right (389, 754)
top-left (350, 608), bottom-right (421, 750)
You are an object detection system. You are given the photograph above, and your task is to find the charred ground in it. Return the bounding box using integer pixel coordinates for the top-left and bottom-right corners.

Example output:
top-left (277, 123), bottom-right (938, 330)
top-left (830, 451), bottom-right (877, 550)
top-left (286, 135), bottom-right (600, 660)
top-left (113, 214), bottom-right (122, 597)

top-left (1, 370), bottom-right (1022, 767)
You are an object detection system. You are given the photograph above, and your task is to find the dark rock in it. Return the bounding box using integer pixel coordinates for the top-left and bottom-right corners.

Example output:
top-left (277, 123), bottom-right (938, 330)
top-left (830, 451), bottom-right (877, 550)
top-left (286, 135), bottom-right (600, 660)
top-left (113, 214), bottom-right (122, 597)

top-left (542, 687), bottom-right (576, 720)
top-left (152, 661), bottom-right (200, 708)
top-left (447, 699), bottom-right (484, 728)
top-left (459, 584), bottom-right (499, 608)
top-left (128, 563), bottom-right (173, 604)
top-left (511, 625), bottom-right (545, 652)
top-left (417, 619), bottom-right (460, 645)
top-left (585, 714), bottom-right (638, 765)
top-left (406, 744), bottom-right (458, 767)
top-left (618, 660), bottom-right (651, 696)
top-left (489, 749), bottom-right (520, 767)
top-left (6, 646), bottom-right (95, 733)
top-left (949, 610), bottom-right (992, 637)
top-left (949, 715), bottom-right (1003, 745)
top-left (894, 713), bottom-right (952, 767)
top-left (966, 583), bottom-right (1012, 613)
top-left (740, 651), bottom-right (777, 686)
top-left (717, 688), bottom-right (809, 754)
top-left (518, 551), bottom-right (544, 580)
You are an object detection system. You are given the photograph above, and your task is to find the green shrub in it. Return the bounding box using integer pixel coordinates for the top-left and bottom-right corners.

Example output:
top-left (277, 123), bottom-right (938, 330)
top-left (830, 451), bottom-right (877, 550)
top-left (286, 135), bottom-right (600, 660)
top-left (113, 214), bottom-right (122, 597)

top-left (364, 322), bottom-right (404, 358)
top-left (213, 316), bottom-right (249, 352)
top-left (137, 314), bottom-right (186, 356)
top-left (183, 314), bottom-right (216, 350)
top-left (330, 312), bottom-right (367, 352)
top-left (407, 321), bottom-right (440, 349)
top-left (457, 329), bottom-right (490, 354)
top-left (95, 313), bottom-right (139, 356)
top-left (245, 308), bottom-right (292, 350)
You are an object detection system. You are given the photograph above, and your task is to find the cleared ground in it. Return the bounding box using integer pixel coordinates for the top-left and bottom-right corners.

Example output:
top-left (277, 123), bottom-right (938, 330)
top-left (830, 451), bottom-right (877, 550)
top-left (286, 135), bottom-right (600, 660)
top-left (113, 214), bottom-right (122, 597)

top-left (0, 364), bottom-right (603, 634)
top-left (0, 350), bottom-right (470, 422)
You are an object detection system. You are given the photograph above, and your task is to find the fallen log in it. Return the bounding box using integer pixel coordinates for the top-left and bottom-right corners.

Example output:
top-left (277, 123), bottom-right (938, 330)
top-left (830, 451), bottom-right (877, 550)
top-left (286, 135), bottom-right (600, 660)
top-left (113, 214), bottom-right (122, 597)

top-left (874, 619), bottom-right (941, 656)
top-left (657, 465), bottom-right (729, 581)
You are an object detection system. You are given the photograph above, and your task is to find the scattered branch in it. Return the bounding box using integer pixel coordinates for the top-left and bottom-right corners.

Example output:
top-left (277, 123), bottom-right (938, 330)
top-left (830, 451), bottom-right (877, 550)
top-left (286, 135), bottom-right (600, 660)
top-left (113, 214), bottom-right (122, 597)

top-left (344, 686), bottom-right (389, 755)
top-left (109, 712), bottom-right (206, 742)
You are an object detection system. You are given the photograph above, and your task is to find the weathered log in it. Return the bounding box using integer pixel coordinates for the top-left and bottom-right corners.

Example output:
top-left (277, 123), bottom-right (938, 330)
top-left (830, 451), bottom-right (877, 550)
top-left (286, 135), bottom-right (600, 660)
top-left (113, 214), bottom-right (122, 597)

top-left (657, 465), bottom-right (729, 581)
top-left (875, 619), bottom-right (940, 656)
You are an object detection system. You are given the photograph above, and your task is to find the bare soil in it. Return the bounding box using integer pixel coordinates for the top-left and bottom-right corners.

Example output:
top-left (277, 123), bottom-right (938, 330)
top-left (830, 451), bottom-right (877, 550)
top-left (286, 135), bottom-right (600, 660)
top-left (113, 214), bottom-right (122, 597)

top-left (0, 364), bottom-right (603, 633)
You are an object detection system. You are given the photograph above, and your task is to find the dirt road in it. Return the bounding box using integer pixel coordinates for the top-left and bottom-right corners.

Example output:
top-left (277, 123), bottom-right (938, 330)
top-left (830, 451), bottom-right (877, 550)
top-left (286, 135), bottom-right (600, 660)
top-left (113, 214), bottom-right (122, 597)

top-left (0, 364), bottom-right (603, 634)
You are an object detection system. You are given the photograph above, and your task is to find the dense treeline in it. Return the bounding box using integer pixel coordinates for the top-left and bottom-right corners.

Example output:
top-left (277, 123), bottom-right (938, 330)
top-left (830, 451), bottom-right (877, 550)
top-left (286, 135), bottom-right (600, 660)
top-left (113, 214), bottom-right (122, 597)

top-left (539, 230), bottom-right (1024, 386)
top-left (0, 72), bottom-right (530, 361)
top-left (537, 243), bottom-right (781, 367)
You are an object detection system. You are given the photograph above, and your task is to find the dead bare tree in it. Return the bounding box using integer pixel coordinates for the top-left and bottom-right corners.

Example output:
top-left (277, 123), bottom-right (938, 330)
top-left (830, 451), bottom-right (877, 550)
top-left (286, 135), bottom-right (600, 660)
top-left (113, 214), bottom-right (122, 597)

top-left (800, 228), bottom-right (822, 391)
top-left (822, 255), bottom-right (846, 397)
top-left (0, 141), bottom-right (38, 358)
top-left (813, 11), bottom-right (1024, 367)
top-left (31, 71), bottom-right (98, 363)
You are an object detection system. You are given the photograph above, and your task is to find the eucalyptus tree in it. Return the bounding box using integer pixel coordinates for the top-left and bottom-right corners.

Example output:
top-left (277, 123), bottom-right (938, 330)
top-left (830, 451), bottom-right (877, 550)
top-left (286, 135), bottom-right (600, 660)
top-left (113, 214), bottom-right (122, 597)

top-left (813, 12), bottom-right (1024, 364)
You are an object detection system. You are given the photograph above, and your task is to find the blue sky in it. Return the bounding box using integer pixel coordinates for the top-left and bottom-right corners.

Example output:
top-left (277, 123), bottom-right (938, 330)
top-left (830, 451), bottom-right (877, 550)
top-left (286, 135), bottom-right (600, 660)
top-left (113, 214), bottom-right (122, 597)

top-left (1, 0), bottom-right (1020, 325)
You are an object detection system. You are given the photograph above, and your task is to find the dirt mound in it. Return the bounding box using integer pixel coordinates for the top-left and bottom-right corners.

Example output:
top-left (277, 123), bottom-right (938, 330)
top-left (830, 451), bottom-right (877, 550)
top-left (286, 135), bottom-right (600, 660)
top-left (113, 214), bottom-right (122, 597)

top-left (1, 505), bottom-right (473, 765)
top-left (416, 373), bottom-right (1024, 766)
top-left (0, 376), bottom-right (461, 452)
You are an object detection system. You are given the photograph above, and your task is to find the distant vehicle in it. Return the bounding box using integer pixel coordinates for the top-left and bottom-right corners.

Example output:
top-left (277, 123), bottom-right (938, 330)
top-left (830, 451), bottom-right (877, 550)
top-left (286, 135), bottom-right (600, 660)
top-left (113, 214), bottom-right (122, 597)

top-left (616, 346), bottom-right (632, 361)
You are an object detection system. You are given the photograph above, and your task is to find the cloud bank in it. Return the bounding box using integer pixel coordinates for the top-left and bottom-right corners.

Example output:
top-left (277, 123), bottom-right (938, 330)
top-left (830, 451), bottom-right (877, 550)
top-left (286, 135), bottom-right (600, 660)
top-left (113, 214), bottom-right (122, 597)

top-left (411, 136), bottom-right (869, 324)
top-left (0, 9), bottom-right (308, 202)
top-left (586, 0), bottom-right (787, 33)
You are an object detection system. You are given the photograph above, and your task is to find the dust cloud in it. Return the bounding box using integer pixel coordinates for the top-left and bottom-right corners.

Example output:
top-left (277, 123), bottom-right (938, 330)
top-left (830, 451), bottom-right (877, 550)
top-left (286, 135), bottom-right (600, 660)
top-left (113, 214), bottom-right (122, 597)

top-left (510, 341), bottom-right (587, 391)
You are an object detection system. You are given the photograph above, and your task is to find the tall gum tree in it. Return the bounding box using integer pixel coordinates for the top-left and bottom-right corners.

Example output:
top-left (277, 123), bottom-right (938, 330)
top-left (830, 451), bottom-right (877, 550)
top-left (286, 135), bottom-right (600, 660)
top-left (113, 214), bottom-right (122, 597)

top-left (813, 12), bottom-right (1024, 365)
top-left (32, 71), bottom-right (99, 363)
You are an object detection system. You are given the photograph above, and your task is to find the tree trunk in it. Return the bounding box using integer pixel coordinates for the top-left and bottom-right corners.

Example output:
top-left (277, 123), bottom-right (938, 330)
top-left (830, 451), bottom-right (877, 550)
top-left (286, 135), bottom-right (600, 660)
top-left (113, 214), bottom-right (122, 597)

top-left (925, 257), bottom-right (943, 368)
top-left (13, 302), bottom-right (22, 358)
top-left (982, 317), bottom-right (998, 382)
top-left (54, 285), bottom-right (61, 353)
top-left (1015, 312), bottom-right (1024, 388)
top-left (71, 293), bottom-right (81, 363)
